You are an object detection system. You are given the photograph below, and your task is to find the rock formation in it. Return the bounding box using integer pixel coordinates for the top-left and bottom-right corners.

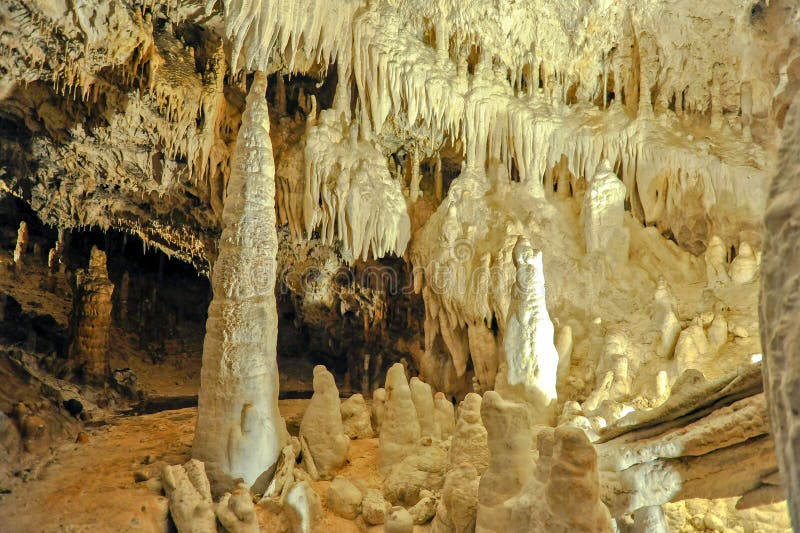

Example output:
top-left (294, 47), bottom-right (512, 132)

top-left (495, 238), bottom-right (558, 425)
top-left (67, 247), bottom-right (114, 384)
top-left (0, 0), bottom-right (798, 531)
top-left (761, 92), bottom-right (800, 529)
top-left (193, 72), bottom-right (286, 489)
top-left (432, 463), bottom-right (480, 533)
top-left (340, 393), bottom-right (374, 439)
top-left (541, 427), bottom-right (613, 532)
top-left (299, 365), bottom-right (349, 478)
top-left (379, 363), bottom-right (421, 473)
top-left (285, 481), bottom-right (322, 533)
top-left (162, 459), bottom-right (217, 533)
top-left (384, 437), bottom-right (448, 506)
top-left (12, 221), bottom-right (28, 268)
top-left (216, 489), bottom-right (259, 533)
top-left (385, 506), bottom-right (414, 533)
top-left (582, 159), bottom-right (628, 262)
top-left (362, 488), bottom-right (390, 525)
top-left (434, 392), bottom-right (456, 440)
top-left (475, 391), bottom-right (533, 532)
top-left (326, 476), bottom-right (363, 520)
top-left (597, 364), bottom-right (776, 517)
top-left (410, 376), bottom-right (439, 439)
top-left (372, 387), bottom-right (386, 433)
top-left (448, 393), bottom-right (489, 474)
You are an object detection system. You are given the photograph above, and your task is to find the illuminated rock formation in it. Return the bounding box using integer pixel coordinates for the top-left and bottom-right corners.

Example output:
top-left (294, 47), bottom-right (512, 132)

top-left (299, 365), bottom-right (349, 478)
top-left (67, 247), bottom-right (114, 384)
top-left (12, 221), bottom-right (28, 268)
top-left (582, 160), bottom-right (628, 261)
top-left (379, 363), bottom-right (422, 473)
top-left (495, 238), bottom-right (558, 426)
top-left (193, 72), bottom-right (287, 488)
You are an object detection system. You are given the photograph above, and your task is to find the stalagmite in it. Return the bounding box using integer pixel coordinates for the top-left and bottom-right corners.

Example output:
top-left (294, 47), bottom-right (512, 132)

top-left (162, 459), bottom-right (217, 533)
top-left (67, 247), bottom-right (114, 384)
top-left (12, 221), bottom-right (28, 268)
top-left (384, 437), bottom-right (448, 506)
top-left (299, 365), bottom-right (349, 478)
top-left (495, 237), bottom-right (558, 426)
top-left (372, 387), bottom-right (386, 433)
top-left (582, 160), bottom-right (628, 261)
top-left (674, 318), bottom-right (710, 375)
top-left (653, 277), bottom-right (681, 358)
top-left (2, 1), bottom-right (798, 531)
top-left (216, 489), bottom-right (258, 533)
top-left (379, 363), bottom-right (421, 472)
top-left (705, 236), bottom-right (730, 285)
top-left (410, 377), bottom-right (438, 439)
top-left (730, 242), bottom-right (758, 284)
top-left (193, 72), bottom-right (287, 489)
top-left (475, 391), bottom-right (533, 533)
top-left (555, 325), bottom-right (573, 385)
top-left (341, 393), bottom-right (374, 439)
top-left (285, 481), bottom-right (322, 533)
top-left (541, 427), bottom-right (613, 532)
top-left (434, 392), bottom-right (456, 440)
top-left (432, 464), bottom-right (479, 533)
top-left (448, 393), bottom-right (489, 474)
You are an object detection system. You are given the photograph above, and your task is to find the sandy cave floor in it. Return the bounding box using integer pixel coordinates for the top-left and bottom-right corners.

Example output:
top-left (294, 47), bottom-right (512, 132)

top-left (0, 401), bottom-right (399, 533)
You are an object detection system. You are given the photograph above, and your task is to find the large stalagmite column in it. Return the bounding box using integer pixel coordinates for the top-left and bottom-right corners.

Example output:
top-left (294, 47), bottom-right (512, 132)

top-left (68, 246), bottom-right (114, 384)
top-left (193, 72), bottom-right (286, 489)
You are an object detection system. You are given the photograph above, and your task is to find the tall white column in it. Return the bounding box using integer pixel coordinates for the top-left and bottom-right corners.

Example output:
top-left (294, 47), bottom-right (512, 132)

top-left (193, 72), bottom-right (286, 488)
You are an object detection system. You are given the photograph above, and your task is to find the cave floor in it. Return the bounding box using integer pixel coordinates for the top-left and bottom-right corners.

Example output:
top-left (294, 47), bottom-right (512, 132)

top-left (0, 402), bottom-right (397, 533)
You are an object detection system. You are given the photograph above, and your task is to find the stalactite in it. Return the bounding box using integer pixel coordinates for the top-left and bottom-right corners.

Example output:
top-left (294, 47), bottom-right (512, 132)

top-left (302, 108), bottom-right (410, 262)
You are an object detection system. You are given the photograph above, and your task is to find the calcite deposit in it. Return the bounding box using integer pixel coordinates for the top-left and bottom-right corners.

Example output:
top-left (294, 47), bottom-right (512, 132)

top-left (67, 247), bottom-right (114, 383)
top-left (192, 72), bottom-right (287, 489)
top-left (0, 0), bottom-right (799, 531)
